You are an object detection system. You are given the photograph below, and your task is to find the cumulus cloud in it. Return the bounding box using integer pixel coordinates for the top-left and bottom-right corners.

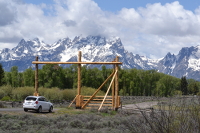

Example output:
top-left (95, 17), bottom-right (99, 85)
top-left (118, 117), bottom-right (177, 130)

top-left (0, 1), bottom-right (16, 26)
top-left (63, 20), bottom-right (76, 27)
top-left (1, 0), bottom-right (200, 59)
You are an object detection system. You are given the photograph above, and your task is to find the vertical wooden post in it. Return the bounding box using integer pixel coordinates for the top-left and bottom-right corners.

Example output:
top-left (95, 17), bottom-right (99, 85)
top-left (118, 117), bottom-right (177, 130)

top-left (112, 63), bottom-right (115, 110)
top-left (76, 51), bottom-right (82, 109)
top-left (114, 56), bottom-right (119, 110)
top-left (78, 51), bottom-right (81, 95)
top-left (34, 56), bottom-right (39, 96)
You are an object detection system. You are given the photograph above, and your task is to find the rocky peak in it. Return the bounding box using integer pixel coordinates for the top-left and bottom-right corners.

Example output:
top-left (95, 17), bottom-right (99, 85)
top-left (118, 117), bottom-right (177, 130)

top-left (162, 52), bottom-right (176, 66)
top-left (177, 47), bottom-right (195, 62)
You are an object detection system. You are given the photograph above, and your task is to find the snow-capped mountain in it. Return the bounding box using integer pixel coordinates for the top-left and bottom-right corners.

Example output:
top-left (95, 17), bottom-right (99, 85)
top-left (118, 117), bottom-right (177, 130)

top-left (157, 46), bottom-right (200, 80)
top-left (1, 35), bottom-right (200, 80)
top-left (0, 36), bottom-right (157, 72)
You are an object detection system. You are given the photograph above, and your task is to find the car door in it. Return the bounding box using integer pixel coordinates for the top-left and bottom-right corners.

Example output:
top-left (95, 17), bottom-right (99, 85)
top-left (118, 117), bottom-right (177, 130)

top-left (43, 98), bottom-right (50, 110)
top-left (39, 97), bottom-right (48, 110)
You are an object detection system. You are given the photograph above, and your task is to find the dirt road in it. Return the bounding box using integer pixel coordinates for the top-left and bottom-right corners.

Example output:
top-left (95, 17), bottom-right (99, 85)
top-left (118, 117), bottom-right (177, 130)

top-left (122, 101), bottom-right (158, 110)
top-left (0, 101), bottom-right (158, 114)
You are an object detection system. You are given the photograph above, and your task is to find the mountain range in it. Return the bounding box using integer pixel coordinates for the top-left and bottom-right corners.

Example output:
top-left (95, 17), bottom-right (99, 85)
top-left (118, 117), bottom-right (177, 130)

top-left (1, 35), bottom-right (200, 81)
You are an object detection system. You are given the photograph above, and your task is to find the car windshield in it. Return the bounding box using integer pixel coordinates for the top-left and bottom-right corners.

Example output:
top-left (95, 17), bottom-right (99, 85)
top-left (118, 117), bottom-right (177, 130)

top-left (26, 97), bottom-right (37, 101)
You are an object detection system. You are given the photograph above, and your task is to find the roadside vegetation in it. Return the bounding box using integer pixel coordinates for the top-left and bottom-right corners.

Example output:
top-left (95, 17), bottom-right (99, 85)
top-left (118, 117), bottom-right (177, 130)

top-left (0, 86), bottom-right (105, 102)
top-left (0, 96), bottom-right (200, 133)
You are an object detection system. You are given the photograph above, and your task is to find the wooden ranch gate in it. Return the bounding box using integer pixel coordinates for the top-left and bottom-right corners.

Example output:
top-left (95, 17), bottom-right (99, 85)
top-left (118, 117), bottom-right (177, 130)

top-left (32, 51), bottom-right (122, 111)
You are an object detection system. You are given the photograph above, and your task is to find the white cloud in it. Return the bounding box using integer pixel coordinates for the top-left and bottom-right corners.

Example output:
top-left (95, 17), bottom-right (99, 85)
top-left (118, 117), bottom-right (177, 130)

top-left (1, 0), bottom-right (200, 59)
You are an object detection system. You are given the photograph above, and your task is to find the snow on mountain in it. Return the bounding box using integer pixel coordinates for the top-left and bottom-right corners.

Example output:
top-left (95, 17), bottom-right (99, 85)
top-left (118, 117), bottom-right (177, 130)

top-left (157, 46), bottom-right (200, 80)
top-left (187, 46), bottom-right (200, 71)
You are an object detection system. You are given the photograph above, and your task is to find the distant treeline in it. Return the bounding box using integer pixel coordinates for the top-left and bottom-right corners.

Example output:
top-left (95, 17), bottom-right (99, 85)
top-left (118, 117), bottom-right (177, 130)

top-left (0, 64), bottom-right (199, 97)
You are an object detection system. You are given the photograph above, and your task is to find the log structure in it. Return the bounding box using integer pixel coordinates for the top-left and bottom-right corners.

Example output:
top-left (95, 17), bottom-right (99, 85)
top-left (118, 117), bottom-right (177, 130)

top-left (32, 51), bottom-right (122, 111)
top-left (34, 56), bottom-right (39, 96)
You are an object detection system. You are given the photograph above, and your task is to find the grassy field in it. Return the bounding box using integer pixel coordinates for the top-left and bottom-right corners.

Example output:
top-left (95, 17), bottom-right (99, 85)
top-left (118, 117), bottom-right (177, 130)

top-left (1, 96), bottom-right (200, 133)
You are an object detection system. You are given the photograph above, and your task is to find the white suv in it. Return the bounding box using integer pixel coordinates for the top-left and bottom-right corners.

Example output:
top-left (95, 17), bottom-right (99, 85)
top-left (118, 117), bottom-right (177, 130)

top-left (23, 96), bottom-right (53, 113)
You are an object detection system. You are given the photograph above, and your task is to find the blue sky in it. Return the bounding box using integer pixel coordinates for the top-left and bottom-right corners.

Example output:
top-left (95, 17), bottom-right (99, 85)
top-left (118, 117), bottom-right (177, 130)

top-left (1, 0), bottom-right (200, 59)
top-left (23, 0), bottom-right (199, 12)
top-left (94, 0), bottom-right (200, 12)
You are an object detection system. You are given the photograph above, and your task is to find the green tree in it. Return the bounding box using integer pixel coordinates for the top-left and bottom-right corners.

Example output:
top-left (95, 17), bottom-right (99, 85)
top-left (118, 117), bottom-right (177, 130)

top-left (11, 66), bottom-right (19, 87)
top-left (64, 64), bottom-right (78, 89)
top-left (84, 67), bottom-right (103, 89)
top-left (41, 64), bottom-right (65, 88)
top-left (181, 76), bottom-right (188, 95)
top-left (23, 68), bottom-right (35, 87)
top-left (4, 72), bottom-right (12, 85)
top-left (188, 79), bottom-right (199, 95)
top-left (154, 75), bottom-right (180, 96)
top-left (0, 63), bottom-right (5, 86)
top-left (18, 73), bottom-right (24, 87)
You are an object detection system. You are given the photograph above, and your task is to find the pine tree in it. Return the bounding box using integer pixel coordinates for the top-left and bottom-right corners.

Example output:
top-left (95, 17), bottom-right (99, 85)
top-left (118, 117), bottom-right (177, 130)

top-left (0, 63), bottom-right (5, 86)
top-left (181, 76), bottom-right (188, 95)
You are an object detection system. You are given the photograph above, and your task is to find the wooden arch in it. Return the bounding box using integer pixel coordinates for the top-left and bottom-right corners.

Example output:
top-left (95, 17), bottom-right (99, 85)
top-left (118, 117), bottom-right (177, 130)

top-left (32, 51), bottom-right (122, 111)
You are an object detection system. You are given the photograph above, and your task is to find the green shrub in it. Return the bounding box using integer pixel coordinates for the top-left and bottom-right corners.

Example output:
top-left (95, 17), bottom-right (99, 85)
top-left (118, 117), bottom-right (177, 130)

top-left (0, 85), bottom-right (13, 97)
top-left (70, 119), bottom-right (83, 128)
top-left (1, 96), bottom-right (11, 101)
top-left (61, 87), bottom-right (106, 101)
top-left (44, 88), bottom-right (63, 101)
top-left (37, 87), bottom-right (47, 96)
top-left (0, 89), bottom-right (5, 99)
top-left (62, 89), bottom-right (76, 101)
top-left (12, 87), bottom-right (34, 101)
top-left (174, 90), bottom-right (182, 96)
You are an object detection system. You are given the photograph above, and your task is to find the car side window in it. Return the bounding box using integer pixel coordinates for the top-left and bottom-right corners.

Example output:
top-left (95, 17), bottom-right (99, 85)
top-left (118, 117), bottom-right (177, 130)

top-left (38, 98), bottom-right (45, 101)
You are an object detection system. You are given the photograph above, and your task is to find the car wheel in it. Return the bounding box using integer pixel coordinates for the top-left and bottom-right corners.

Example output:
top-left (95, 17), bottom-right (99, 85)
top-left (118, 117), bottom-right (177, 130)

top-left (37, 106), bottom-right (42, 113)
top-left (49, 106), bottom-right (53, 113)
top-left (24, 109), bottom-right (28, 112)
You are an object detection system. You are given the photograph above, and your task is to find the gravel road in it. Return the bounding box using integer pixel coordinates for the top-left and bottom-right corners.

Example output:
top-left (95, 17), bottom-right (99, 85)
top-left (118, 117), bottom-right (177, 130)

top-left (122, 101), bottom-right (158, 110)
top-left (0, 101), bottom-right (158, 113)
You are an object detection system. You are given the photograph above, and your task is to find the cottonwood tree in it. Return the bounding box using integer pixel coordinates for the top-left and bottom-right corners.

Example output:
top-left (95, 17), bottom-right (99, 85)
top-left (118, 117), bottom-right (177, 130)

top-left (23, 68), bottom-right (34, 87)
top-left (11, 66), bottom-right (19, 87)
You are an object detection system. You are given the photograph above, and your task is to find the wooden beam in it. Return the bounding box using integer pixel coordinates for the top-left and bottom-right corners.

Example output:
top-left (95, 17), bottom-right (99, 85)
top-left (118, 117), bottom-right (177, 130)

top-left (115, 56), bottom-right (119, 110)
top-left (112, 67), bottom-right (115, 110)
top-left (84, 96), bottom-right (112, 98)
top-left (75, 51), bottom-right (82, 109)
top-left (32, 61), bottom-right (122, 64)
top-left (34, 56), bottom-right (39, 96)
top-left (78, 51), bottom-right (81, 95)
top-left (68, 95), bottom-right (78, 107)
